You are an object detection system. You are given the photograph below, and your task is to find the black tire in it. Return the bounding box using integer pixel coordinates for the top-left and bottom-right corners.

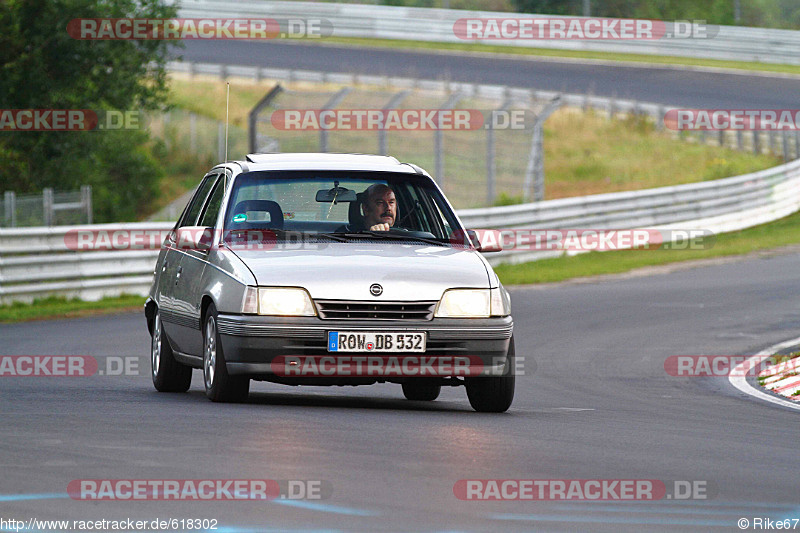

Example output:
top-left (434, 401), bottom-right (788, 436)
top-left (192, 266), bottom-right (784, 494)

top-left (151, 309), bottom-right (192, 392)
top-left (402, 380), bottom-right (441, 401)
top-left (465, 336), bottom-right (515, 413)
top-left (203, 304), bottom-right (250, 403)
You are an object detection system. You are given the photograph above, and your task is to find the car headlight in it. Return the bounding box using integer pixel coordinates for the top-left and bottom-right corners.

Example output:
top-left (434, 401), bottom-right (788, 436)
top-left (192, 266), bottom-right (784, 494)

top-left (435, 289), bottom-right (489, 318)
top-left (241, 287), bottom-right (316, 316)
top-left (490, 286), bottom-right (511, 317)
top-left (434, 288), bottom-right (510, 318)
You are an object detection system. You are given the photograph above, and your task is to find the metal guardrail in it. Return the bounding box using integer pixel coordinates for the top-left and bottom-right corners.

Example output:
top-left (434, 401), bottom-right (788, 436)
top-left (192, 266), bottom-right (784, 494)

top-left (177, 0), bottom-right (800, 65)
top-left (3, 158), bottom-right (800, 303)
top-left (458, 158), bottom-right (800, 264)
top-left (0, 222), bottom-right (167, 304)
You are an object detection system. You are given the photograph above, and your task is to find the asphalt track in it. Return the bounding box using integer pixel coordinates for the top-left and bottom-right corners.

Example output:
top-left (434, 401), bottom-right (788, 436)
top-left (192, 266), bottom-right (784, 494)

top-left (3, 252), bottom-right (800, 532)
top-left (177, 40), bottom-right (800, 108)
top-left (3, 43), bottom-right (800, 532)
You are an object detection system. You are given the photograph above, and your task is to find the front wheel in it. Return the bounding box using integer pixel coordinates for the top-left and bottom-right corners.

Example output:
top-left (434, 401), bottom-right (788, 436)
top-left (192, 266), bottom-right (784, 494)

top-left (151, 309), bottom-right (192, 392)
top-left (465, 336), bottom-right (515, 413)
top-left (203, 305), bottom-right (249, 403)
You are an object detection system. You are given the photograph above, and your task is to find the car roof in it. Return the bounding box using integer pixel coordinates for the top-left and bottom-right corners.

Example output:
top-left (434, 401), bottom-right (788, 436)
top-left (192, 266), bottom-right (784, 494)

top-left (233, 153), bottom-right (426, 175)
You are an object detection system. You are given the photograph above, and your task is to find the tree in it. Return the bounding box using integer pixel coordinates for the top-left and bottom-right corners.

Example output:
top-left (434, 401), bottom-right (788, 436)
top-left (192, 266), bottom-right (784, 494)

top-left (0, 0), bottom-right (178, 221)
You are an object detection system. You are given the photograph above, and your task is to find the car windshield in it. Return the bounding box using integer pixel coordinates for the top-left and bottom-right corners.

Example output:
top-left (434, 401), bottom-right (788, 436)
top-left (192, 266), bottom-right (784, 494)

top-left (223, 170), bottom-right (467, 246)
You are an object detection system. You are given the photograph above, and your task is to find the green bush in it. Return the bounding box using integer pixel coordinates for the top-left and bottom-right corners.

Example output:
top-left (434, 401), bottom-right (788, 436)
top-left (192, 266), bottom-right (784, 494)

top-left (493, 192), bottom-right (526, 206)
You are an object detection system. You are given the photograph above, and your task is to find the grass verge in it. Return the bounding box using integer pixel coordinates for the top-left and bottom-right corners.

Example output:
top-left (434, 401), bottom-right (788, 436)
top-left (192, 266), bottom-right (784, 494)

top-left (166, 79), bottom-right (267, 129)
top-left (494, 209), bottom-right (800, 285)
top-left (0, 295), bottom-right (145, 323)
top-left (541, 110), bottom-right (778, 198)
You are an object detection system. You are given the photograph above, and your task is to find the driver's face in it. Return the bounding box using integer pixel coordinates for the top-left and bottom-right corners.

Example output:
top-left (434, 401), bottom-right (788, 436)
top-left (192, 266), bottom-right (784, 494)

top-left (363, 190), bottom-right (397, 227)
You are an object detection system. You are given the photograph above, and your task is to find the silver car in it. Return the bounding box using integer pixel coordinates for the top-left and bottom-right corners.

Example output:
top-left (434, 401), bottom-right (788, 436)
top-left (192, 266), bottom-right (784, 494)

top-left (145, 153), bottom-right (515, 412)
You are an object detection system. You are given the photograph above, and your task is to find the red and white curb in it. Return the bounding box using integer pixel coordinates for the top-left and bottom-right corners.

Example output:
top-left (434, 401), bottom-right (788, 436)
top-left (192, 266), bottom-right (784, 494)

top-left (758, 353), bottom-right (800, 398)
top-left (729, 336), bottom-right (800, 412)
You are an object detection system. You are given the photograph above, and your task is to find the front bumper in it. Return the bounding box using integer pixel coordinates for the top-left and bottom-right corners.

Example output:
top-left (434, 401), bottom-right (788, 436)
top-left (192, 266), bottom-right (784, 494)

top-left (216, 314), bottom-right (513, 379)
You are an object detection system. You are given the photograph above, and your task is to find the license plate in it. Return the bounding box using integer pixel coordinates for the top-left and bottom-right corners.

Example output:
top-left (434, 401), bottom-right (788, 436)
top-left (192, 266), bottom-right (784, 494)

top-left (327, 331), bottom-right (427, 353)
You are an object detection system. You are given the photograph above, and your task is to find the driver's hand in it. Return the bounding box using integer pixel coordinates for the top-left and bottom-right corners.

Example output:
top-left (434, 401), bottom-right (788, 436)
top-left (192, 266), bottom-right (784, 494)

top-left (369, 223), bottom-right (391, 231)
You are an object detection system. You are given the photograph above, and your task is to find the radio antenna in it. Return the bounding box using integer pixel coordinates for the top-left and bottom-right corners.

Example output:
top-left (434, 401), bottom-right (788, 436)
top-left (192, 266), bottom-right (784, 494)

top-left (224, 82), bottom-right (230, 163)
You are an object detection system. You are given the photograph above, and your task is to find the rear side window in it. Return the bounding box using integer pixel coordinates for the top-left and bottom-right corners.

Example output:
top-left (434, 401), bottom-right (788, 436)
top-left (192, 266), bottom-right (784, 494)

top-left (199, 178), bottom-right (225, 227)
top-left (180, 174), bottom-right (217, 227)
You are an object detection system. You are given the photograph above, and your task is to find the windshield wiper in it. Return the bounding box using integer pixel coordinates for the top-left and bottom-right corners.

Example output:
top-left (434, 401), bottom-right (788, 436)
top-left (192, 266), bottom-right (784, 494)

top-left (331, 231), bottom-right (447, 246)
top-left (226, 229), bottom-right (350, 244)
top-left (228, 230), bottom-right (447, 246)
top-left (314, 232), bottom-right (351, 242)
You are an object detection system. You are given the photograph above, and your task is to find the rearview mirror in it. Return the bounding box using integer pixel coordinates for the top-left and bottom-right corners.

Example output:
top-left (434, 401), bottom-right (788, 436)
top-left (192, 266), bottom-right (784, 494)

top-left (315, 185), bottom-right (357, 203)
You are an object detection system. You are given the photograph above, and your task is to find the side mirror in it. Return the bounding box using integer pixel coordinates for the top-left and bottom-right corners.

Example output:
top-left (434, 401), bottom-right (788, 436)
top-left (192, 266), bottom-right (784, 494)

top-left (467, 229), bottom-right (503, 253)
top-left (175, 226), bottom-right (214, 252)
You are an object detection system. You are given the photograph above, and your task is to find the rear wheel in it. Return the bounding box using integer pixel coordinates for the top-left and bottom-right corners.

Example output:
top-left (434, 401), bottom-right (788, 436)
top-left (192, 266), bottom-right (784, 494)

top-left (465, 336), bottom-right (515, 413)
top-left (203, 304), bottom-right (249, 403)
top-left (402, 380), bottom-right (441, 401)
top-left (151, 309), bottom-right (192, 392)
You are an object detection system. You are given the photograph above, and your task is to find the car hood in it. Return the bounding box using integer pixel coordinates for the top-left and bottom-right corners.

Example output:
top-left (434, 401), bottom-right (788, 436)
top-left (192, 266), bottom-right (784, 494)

top-left (228, 242), bottom-right (491, 301)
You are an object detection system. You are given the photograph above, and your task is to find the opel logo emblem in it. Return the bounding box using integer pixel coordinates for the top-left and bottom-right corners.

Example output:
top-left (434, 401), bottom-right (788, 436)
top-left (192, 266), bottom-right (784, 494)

top-left (370, 283), bottom-right (383, 297)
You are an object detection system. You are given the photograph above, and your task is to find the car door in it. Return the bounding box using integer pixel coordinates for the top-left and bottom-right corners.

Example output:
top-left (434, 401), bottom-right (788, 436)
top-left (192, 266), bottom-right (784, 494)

top-left (159, 172), bottom-right (219, 354)
top-left (171, 171), bottom-right (227, 357)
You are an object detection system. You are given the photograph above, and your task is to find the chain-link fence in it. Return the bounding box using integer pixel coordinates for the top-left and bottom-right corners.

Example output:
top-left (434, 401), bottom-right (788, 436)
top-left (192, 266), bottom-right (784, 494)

top-left (248, 84), bottom-right (562, 209)
top-left (144, 108), bottom-right (249, 163)
top-left (1, 186), bottom-right (92, 228)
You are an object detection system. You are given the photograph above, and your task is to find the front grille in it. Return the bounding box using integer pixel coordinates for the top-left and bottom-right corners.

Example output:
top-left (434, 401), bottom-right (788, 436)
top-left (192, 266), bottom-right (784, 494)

top-left (315, 300), bottom-right (437, 321)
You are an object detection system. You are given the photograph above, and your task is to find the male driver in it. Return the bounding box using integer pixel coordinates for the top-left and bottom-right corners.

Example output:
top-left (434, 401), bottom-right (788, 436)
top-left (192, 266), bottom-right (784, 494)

top-left (361, 183), bottom-right (397, 231)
